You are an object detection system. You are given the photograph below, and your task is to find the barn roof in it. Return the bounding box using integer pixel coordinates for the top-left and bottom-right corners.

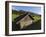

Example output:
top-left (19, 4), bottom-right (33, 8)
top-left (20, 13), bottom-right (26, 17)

top-left (14, 12), bottom-right (34, 23)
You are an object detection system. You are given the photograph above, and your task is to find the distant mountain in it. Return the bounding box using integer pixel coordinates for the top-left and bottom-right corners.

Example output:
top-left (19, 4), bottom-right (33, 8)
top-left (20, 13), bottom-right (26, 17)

top-left (12, 10), bottom-right (41, 16)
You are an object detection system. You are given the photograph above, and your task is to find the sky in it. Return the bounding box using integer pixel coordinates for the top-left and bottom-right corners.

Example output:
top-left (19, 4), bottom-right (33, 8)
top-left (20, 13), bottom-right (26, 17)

top-left (12, 6), bottom-right (41, 15)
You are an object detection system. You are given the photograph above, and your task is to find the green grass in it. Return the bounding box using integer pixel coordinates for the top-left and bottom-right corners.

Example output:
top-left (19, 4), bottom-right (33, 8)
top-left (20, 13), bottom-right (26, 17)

top-left (12, 14), bottom-right (20, 21)
top-left (12, 13), bottom-right (41, 23)
top-left (12, 10), bottom-right (41, 23)
top-left (12, 10), bottom-right (41, 30)
top-left (32, 16), bottom-right (41, 22)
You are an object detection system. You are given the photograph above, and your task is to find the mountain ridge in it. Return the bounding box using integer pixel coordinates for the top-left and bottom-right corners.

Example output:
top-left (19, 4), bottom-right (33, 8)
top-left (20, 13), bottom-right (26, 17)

top-left (12, 10), bottom-right (41, 16)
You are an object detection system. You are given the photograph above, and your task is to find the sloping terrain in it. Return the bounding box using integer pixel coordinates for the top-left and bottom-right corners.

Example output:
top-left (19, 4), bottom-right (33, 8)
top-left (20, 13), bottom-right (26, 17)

top-left (12, 10), bottom-right (41, 31)
top-left (12, 10), bottom-right (41, 22)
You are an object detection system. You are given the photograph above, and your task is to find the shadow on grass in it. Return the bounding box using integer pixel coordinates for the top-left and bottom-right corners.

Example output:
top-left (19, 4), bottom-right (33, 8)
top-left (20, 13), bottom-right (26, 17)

top-left (12, 19), bottom-right (41, 31)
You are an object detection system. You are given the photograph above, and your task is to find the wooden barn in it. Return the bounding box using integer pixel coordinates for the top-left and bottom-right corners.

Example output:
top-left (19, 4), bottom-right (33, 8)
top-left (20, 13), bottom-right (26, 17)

top-left (14, 13), bottom-right (34, 29)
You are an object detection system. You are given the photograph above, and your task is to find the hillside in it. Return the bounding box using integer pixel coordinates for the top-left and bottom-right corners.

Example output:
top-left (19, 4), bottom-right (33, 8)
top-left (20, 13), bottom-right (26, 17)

top-left (12, 10), bottom-right (41, 22)
top-left (12, 10), bottom-right (41, 30)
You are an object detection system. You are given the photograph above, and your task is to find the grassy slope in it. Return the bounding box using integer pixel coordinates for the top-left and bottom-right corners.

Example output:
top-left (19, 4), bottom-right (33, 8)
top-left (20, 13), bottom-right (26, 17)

top-left (32, 15), bottom-right (41, 22)
top-left (12, 14), bottom-right (41, 23)
top-left (12, 14), bottom-right (20, 21)
top-left (12, 10), bottom-right (41, 23)
top-left (12, 10), bottom-right (41, 30)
